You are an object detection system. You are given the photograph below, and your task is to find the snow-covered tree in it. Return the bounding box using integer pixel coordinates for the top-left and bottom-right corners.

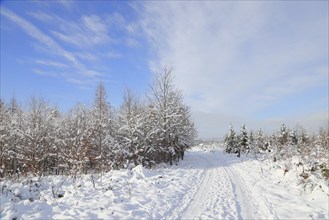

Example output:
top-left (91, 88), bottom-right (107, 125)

top-left (255, 128), bottom-right (268, 153)
top-left (224, 125), bottom-right (237, 154)
top-left (2, 97), bottom-right (25, 177)
top-left (314, 126), bottom-right (329, 160)
top-left (21, 97), bottom-right (60, 176)
top-left (278, 123), bottom-right (288, 146)
top-left (0, 68), bottom-right (197, 177)
top-left (117, 89), bottom-right (145, 167)
top-left (90, 82), bottom-right (118, 171)
top-left (249, 130), bottom-right (258, 155)
top-left (60, 103), bottom-right (94, 175)
top-left (0, 99), bottom-right (11, 177)
top-left (240, 124), bottom-right (249, 154)
top-left (147, 67), bottom-right (195, 165)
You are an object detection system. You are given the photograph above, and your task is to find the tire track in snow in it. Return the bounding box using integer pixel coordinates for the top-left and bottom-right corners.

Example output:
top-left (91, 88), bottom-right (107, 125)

top-left (220, 155), bottom-right (278, 220)
top-left (161, 151), bottom-right (210, 219)
top-left (222, 165), bottom-right (253, 219)
top-left (165, 150), bottom-right (272, 220)
top-left (180, 155), bottom-right (217, 219)
top-left (166, 151), bottom-right (239, 219)
top-left (237, 161), bottom-right (279, 219)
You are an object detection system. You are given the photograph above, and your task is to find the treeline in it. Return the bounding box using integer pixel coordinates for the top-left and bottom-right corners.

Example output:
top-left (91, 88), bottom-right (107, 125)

top-left (0, 67), bottom-right (197, 179)
top-left (224, 124), bottom-right (329, 178)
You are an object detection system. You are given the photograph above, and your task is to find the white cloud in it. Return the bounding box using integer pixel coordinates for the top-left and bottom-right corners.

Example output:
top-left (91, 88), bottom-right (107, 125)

top-left (33, 69), bottom-right (62, 77)
top-left (52, 15), bottom-right (113, 48)
top-left (137, 1), bottom-right (328, 137)
top-left (57, 0), bottom-right (74, 9)
top-left (1, 7), bottom-right (80, 66)
top-left (139, 2), bottom-right (327, 109)
top-left (29, 11), bottom-right (122, 48)
top-left (105, 12), bottom-right (126, 28)
top-left (29, 10), bottom-right (136, 53)
top-left (33, 0), bottom-right (74, 9)
top-left (28, 11), bottom-right (55, 22)
top-left (1, 7), bottom-right (107, 85)
top-left (76, 52), bottom-right (99, 62)
top-left (35, 60), bottom-right (68, 68)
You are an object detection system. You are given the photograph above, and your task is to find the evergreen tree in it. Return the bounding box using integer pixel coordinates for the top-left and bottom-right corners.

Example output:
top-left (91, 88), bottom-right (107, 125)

top-left (278, 123), bottom-right (288, 146)
top-left (249, 130), bottom-right (255, 154)
top-left (255, 128), bottom-right (266, 152)
top-left (240, 124), bottom-right (249, 154)
top-left (224, 125), bottom-right (237, 154)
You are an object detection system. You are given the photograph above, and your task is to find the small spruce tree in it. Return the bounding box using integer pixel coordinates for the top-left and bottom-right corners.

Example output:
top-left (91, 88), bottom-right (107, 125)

top-left (224, 125), bottom-right (237, 154)
top-left (240, 124), bottom-right (249, 154)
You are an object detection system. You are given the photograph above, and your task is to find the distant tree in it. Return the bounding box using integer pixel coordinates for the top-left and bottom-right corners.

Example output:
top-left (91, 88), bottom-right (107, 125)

top-left (249, 130), bottom-right (258, 155)
top-left (314, 126), bottom-right (329, 159)
top-left (255, 128), bottom-right (269, 153)
top-left (278, 123), bottom-right (288, 146)
top-left (288, 130), bottom-right (298, 146)
top-left (240, 124), bottom-right (249, 154)
top-left (295, 124), bottom-right (309, 146)
top-left (224, 125), bottom-right (237, 154)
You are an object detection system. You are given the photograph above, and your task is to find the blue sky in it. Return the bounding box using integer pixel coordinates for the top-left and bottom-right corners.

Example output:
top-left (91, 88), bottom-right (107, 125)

top-left (1, 1), bottom-right (328, 138)
top-left (1, 1), bottom-right (150, 111)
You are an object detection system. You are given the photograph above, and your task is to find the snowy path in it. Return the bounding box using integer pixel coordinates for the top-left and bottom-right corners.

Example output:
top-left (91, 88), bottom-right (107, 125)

top-left (166, 150), bottom-right (268, 219)
top-left (1, 146), bottom-right (328, 220)
top-left (164, 148), bottom-right (328, 219)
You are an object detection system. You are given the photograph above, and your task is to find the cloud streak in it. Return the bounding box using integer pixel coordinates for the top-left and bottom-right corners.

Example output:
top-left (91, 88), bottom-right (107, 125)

top-left (1, 7), bottom-right (118, 86)
top-left (51, 15), bottom-right (113, 48)
top-left (35, 60), bottom-right (68, 68)
top-left (1, 7), bottom-right (79, 66)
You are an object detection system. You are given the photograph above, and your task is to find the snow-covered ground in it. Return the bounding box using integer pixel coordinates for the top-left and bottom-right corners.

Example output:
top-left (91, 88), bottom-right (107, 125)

top-left (1, 144), bottom-right (328, 219)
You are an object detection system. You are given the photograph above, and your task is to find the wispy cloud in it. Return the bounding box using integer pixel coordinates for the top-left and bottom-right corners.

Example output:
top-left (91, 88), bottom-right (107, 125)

top-left (76, 52), bottom-right (99, 62)
top-left (33, 69), bottom-right (62, 77)
top-left (1, 7), bottom-right (79, 66)
top-left (35, 60), bottom-right (68, 68)
top-left (52, 15), bottom-right (113, 48)
top-left (30, 11), bottom-right (130, 49)
top-left (1, 7), bottom-right (108, 85)
top-left (33, 0), bottom-right (75, 10)
top-left (28, 11), bottom-right (55, 22)
top-left (138, 2), bottom-right (328, 115)
top-left (26, 9), bottom-right (133, 68)
top-left (57, 0), bottom-right (74, 9)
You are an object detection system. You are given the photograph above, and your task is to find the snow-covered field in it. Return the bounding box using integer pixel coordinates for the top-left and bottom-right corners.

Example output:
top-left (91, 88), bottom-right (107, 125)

top-left (1, 144), bottom-right (328, 219)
